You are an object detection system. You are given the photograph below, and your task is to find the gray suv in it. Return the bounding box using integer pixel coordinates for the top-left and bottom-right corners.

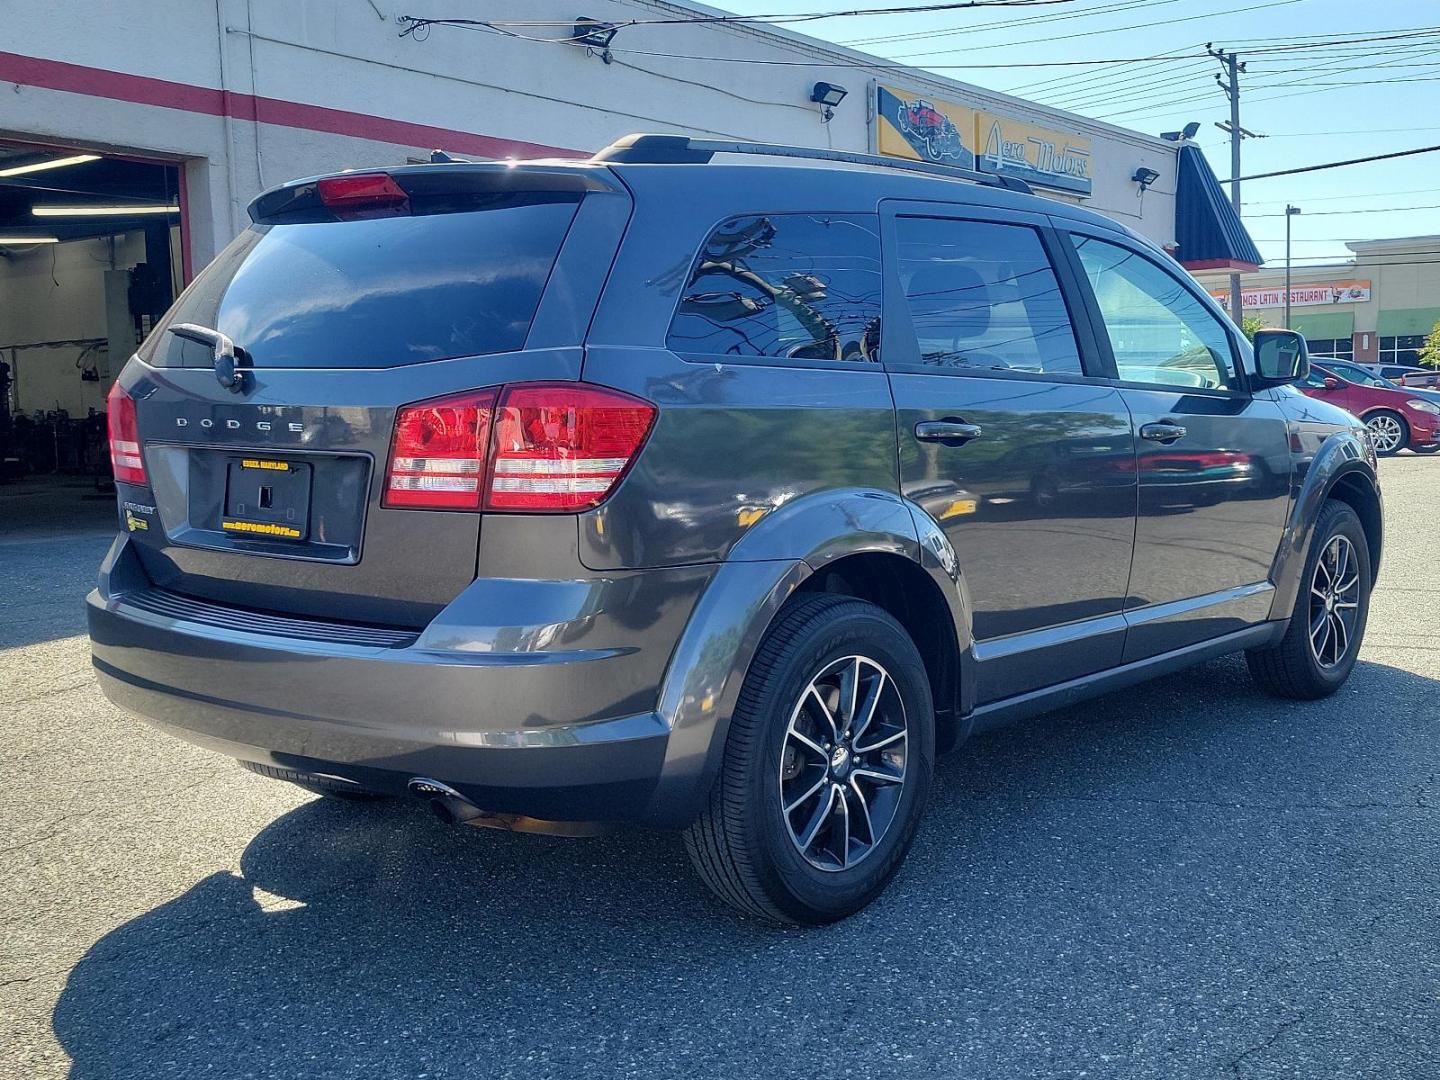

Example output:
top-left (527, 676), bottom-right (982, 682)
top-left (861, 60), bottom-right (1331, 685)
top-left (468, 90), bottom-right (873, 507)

top-left (89, 135), bottom-right (1382, 924)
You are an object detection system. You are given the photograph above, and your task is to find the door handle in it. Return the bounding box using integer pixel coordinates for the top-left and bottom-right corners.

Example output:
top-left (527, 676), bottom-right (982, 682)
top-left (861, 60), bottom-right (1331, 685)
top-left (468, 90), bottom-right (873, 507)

top-left (915, 420), bottom-right (983, 444)
top-left (1139, 421), bottom-right (1187, 443)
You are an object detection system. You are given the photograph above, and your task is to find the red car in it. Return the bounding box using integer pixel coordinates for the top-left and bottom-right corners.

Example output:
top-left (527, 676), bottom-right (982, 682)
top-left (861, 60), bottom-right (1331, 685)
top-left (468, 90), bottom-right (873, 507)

top-left (1298, 362), bottom-right (1440, 455)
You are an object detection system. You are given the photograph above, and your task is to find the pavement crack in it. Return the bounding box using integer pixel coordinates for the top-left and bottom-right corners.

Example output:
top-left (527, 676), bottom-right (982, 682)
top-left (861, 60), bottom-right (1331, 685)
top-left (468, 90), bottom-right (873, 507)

top-left (1228, 1010), bottom-right (1306, 1075)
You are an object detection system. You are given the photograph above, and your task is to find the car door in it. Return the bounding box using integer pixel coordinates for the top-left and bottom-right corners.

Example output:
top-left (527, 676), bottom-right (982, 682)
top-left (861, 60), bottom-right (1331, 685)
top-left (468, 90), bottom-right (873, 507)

top-left (1298, 364), bottom-right (1356, 410)
top-left (1060, 227), bottom-right (1293, 660)
top-left (881, 203), bottom-right (1137, 705)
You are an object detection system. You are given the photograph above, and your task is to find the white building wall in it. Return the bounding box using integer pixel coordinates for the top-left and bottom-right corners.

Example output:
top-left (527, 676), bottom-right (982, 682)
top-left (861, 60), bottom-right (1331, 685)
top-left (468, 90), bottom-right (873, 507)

top-left (0, 0), bottom-right (1179, 272)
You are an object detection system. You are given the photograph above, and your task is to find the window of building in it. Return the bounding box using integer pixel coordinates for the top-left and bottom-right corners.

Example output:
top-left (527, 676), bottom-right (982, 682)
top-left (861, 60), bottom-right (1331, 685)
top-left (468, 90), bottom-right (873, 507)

top-left (894, 217), bottom-right (1081, 375)
top-left (1070, 235), bottom-right (1237, 391)
top-left (668, 214), bottom-right (882, 363)
top-left (1379, 335), bottom-right (1425, 367)
top-left (1305, 337), bottom-right (1353, 363)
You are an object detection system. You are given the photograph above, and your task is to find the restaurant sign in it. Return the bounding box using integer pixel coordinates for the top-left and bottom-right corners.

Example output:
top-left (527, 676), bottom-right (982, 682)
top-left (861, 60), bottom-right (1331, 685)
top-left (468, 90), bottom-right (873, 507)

top-left (1208, 280), bottom-right (1372, 310)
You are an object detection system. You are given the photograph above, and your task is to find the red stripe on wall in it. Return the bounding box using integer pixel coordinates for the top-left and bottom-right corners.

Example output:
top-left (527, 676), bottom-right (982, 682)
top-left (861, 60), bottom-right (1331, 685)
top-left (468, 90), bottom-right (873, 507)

top-left (0, 50), bottom-right (584, 160)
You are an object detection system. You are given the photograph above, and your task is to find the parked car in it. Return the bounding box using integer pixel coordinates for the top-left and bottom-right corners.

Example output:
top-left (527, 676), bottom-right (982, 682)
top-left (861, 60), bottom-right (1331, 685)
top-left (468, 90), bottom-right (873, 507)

top-left (1298, 361), bottom-right (1440, 455)
top-left (88, 135), bottom-right (1383, 924)
top-left (1357, 362), bottom-right (1440, 390)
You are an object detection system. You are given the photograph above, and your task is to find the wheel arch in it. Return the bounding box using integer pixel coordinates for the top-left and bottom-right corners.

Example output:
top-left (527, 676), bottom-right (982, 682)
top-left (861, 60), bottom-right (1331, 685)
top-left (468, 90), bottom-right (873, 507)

top-left (644, 488), bottom-right (972, 826)
top-left (1268, 429), bottom-right (1382, 621)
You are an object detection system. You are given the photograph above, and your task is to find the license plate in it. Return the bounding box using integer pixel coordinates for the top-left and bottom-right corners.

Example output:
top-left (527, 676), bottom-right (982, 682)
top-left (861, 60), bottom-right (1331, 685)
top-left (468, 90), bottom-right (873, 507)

top-left (222, 458), bottom-right (312, 541)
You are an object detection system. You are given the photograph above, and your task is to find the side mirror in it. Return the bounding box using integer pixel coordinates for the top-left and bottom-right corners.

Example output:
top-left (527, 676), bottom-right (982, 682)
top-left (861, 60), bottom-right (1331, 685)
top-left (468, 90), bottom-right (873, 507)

top-left (1323, 377), bottom-right (1342, 390)
top-left (1252, 328), bottom-right (1309, 388)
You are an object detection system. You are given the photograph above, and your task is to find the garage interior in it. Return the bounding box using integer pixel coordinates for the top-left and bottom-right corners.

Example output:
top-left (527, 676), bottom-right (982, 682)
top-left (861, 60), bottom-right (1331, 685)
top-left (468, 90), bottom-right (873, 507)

top-left (0, 140), bottom-right (182, 495)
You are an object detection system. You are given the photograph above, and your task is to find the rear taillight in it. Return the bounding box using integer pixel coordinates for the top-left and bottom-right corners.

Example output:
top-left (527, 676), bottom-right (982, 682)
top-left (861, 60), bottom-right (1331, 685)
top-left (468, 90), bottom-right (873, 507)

top-left (382, 383), bottom-right (655, 513)
top-left (487, 384), bottom-right (656, 512)
top-left (106, 381), bottom-right (146, 485)
top-left (383, 389), bottom-right (497, 510)
top-left (316, 173), bottom-right (408, 216)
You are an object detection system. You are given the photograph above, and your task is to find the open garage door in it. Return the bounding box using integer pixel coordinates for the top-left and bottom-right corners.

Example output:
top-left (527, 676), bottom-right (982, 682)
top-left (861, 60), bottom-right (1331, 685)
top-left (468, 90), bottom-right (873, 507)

top-left (0, 141), bottom-right (184, 484)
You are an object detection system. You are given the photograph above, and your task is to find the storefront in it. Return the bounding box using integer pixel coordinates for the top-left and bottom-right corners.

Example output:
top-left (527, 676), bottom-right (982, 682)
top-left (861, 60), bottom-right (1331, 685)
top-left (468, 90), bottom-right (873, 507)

top-left (1195, 235), bottom-right (1440, 364)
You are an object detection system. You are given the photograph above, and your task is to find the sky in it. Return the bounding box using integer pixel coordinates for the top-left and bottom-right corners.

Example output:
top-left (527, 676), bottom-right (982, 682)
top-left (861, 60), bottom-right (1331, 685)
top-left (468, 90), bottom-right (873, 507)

top-left (712, 0), bottom-right (1440, 269)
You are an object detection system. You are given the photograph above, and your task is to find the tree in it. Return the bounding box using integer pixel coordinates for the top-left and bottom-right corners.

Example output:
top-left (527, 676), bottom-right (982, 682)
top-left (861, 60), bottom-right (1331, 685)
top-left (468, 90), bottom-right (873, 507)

top-left (1241, 315), bottom-right (1265, 342)
top-left (1419, 320), bottom-right (1440, 370)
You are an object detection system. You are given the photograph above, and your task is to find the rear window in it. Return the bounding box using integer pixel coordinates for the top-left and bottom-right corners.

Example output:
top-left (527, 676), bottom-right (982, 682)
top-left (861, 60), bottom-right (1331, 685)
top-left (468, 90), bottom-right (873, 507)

top-left (150, 193), bottom-right (581, 368)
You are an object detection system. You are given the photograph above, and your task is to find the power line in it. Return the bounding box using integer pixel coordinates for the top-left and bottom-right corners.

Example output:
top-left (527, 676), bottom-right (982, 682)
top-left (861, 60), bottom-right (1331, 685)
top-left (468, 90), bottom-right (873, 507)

top-left (403, 0), bottom-right (1082, 34)
top-left (1248, 202), bottom-right (1440, 218)
top-left (1235, 144), bottom-right (1440, 183)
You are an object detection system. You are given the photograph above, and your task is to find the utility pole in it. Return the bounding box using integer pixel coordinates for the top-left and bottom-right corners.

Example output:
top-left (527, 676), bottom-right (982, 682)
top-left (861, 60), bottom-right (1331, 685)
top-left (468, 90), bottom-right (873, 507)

top-left (1209, 45), bottom-right (1248, 326)
top-left (1284, 205), bottom-right (1301, 330)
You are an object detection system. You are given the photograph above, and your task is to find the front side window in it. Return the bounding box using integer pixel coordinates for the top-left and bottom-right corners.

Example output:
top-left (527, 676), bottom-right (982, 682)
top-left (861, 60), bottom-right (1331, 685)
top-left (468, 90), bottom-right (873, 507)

top-left (894, 217), bottom-right (1082, 375)
top-left (667, 214), bottom-right (882, 362)
top-left (1071, 235), bottom-right (1238, 391)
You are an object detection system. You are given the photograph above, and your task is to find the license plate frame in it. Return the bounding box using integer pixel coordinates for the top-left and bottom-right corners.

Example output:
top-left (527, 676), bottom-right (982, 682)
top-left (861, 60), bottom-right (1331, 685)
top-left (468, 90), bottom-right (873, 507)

top-left (222, 457), bottom-right (313, 541)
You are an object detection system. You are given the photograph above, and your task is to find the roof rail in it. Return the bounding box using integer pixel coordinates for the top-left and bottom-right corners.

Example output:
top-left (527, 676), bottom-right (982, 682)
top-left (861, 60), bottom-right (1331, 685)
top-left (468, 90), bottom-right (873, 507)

top-left (590, 133), bottom-right (1033, 195)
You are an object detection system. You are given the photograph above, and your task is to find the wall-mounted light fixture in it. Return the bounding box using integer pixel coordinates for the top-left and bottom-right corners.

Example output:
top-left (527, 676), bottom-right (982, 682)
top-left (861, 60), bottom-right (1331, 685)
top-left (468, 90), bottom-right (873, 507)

top-left (1132, 167), bottom-right (1161, 190)
top-left (810, 81), bottom-right (849, 122)
top-left (0, 236), bottom-right (59, 244)
top-left (571, 17), bottom-right (619, 62)
top-left (1160, 122), bottom-right (1201, 141)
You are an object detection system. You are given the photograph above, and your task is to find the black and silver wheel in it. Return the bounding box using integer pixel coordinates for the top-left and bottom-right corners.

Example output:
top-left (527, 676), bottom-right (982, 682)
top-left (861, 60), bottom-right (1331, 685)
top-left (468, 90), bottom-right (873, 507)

top-left (1248, 499), bottom-right (1371, 699)
top-left (1365, 410), bottom-right (1408, 456)
top-left (780, 655), bottom-right (909, 872)
top-left (684, 594), bottom-right (935, 925)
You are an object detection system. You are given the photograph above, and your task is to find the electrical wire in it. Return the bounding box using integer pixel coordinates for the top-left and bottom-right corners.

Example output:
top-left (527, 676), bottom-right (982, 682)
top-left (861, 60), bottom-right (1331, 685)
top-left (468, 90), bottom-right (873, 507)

top-left (1248, 203), bottom-right (1440, 218)
top-left (1233, 144), bottom-right (1440, 183)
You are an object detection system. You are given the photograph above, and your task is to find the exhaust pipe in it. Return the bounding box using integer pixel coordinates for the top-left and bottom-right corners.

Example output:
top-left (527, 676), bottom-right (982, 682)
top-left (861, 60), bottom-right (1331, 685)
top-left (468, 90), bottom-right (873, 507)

top-left (406, 777), bottom-right (608, 837)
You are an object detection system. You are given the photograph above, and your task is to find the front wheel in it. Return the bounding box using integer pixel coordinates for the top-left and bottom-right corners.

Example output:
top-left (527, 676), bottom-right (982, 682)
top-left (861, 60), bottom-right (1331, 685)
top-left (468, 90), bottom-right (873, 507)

top-left (683, 594), bottom-right (935, 925)
top-left (1365, 410), bottom-right (1409, 456)
top-left (1247, 500), bottom-right (1371, 699)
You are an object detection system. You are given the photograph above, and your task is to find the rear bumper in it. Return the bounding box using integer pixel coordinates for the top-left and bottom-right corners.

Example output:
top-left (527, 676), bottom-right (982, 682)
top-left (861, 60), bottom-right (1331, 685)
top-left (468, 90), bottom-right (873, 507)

top-left (87, 536), bottom-right (714, 824)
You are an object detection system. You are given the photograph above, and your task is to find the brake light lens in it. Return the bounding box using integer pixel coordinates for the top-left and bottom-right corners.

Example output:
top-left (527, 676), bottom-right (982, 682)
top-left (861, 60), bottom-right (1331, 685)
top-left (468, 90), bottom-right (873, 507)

top-left (106, 381), bottom-right (146, 485)
top-left (487, 384), bottom-right (656, 512)
top-left (382, 383), bottom-right (655, 513)
top-left (316, 173), bottom-right (408, 216)
top-left (383, 389), bottom-right (497, 509)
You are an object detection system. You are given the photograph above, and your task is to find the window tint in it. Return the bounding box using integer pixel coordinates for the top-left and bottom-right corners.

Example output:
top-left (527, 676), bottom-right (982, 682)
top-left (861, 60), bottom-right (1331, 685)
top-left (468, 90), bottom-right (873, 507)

top-left (668, 214), bottom-right (882, 362)
top-left (895, 217), bottom-right (1081, 375)
top-left (152, 194), bottom-right (581, 368)
top-left (1071, 235), bottom-right (1237, 391)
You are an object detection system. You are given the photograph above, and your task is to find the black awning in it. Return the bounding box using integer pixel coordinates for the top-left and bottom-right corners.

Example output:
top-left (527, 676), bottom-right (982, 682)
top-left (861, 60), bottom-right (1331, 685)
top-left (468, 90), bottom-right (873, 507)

top-left (1174, 144), bottom-right (1262, 272)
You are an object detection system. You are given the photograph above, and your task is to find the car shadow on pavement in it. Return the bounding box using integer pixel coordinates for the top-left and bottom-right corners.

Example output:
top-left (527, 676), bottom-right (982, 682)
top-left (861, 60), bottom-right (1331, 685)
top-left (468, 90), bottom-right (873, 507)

top-left (51, 655), bottom-right (1440, 1079)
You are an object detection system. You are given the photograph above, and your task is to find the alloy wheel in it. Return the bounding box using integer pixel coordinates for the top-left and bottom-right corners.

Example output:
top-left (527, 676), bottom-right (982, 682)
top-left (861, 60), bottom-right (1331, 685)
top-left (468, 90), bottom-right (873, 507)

top-left (1366, 414), bottom-right (1404, 454)
top-left (1309, 534), bottom-right (1361, 669)
top-left (778, 655), bottom-right (908, 872)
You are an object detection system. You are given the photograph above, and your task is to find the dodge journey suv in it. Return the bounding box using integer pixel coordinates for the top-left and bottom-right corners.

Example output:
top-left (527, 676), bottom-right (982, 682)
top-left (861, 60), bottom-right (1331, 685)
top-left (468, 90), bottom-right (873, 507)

top-left (89, 135), bottom-right (1382, 924)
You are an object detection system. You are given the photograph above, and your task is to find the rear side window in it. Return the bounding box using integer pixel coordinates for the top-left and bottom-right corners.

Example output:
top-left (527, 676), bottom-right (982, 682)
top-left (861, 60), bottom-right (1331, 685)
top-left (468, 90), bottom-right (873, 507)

top-left (894, 217), bottom-right (1081, 375)
top-left (668, 214), bottom-right (882, 363)
top-left (150, 194), bottom-right (581, 368)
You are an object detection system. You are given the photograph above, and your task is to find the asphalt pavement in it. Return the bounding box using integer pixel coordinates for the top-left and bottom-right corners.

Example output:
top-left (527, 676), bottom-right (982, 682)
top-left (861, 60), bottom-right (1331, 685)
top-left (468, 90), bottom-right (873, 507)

top-left (2, 463), bottom-right (1437, 1079)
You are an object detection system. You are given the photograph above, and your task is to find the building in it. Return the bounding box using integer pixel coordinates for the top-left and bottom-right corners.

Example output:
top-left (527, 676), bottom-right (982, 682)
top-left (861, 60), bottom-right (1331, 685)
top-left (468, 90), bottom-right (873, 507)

top-left (0, 0), bottom-right (1252, 444)
top-left (1195, 235), bottom-right (1440, 365)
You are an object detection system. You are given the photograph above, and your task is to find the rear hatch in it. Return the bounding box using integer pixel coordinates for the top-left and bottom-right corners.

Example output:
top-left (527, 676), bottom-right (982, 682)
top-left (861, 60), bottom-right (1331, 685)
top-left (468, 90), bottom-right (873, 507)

top-left (113, 163), bottom-right (627, 627)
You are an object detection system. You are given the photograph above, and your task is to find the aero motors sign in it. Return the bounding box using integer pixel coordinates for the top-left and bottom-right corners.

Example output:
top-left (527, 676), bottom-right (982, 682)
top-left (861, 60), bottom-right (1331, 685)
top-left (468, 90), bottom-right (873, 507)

top-left (1209, 280), bottom-right (1372, 310)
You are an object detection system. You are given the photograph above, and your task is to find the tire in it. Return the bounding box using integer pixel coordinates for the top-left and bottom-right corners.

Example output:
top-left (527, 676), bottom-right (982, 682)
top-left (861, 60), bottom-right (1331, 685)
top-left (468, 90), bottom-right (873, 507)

top-left (683, 594), bottom-right (935, 925)
top-left (1364, 410), bottom-right (1408, 456)
top-left (1247, 500), bottom-right (1370, 700)
top-left (1413, 445), bottom-right (1440, 455)
top-left (238, 760), bottom-right (389, 801)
